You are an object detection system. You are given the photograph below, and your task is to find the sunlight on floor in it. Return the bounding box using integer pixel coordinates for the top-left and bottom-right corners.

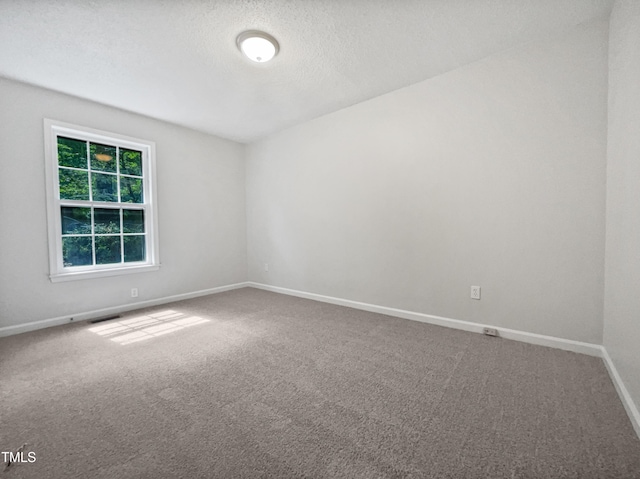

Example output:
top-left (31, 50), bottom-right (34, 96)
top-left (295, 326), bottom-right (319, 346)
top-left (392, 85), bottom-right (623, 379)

top-left (87, 310), bottom-right (210, 345)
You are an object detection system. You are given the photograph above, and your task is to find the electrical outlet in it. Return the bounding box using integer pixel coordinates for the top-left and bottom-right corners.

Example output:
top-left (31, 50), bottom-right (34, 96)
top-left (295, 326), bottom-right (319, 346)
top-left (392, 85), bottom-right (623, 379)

top-left (131, 288), bottom-right (138, 298)
top-left (483, 327), bottom-right (499, 337)
top-left (471, 286), bottom-right (481, 300)
top-left (264, 263), bottom-right (269, 272)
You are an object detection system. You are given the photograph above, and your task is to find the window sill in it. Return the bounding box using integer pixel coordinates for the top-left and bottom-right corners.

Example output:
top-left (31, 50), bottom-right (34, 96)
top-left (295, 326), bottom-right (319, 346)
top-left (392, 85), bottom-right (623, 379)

top-left (50, 264), bottom-right (160, 283)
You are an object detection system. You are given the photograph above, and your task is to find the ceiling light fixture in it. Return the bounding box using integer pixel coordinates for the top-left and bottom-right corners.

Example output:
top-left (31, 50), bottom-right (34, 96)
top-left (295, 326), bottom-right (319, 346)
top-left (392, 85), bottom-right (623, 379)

top-left (94, 153), bottom-right (113, 162)
top-left (236, 30), bottom-right (279, 63)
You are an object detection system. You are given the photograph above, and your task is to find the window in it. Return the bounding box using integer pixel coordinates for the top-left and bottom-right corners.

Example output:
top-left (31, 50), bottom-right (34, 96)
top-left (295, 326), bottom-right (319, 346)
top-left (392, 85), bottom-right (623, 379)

top-left (44, 119), bottom-right (159, 282)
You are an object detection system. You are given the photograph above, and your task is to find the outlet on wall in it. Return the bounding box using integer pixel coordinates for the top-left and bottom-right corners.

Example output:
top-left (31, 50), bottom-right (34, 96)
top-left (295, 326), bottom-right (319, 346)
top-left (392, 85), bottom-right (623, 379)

top-left (483, 327), bottom-right (499, 337)
top-left (471, 286), bottom-right (481, 300)
top-left (264, 263), bottom-right (269, 272)
top-left (131, 288), bottom-right (139, 298)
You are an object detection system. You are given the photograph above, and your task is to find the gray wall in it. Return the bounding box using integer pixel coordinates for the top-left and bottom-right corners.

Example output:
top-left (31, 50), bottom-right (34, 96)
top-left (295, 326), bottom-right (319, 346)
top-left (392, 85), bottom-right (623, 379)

top-left (0, 78), bottom-right (247, 328)
top-left (246, 20), bottom-right (609, 344)
top-left (0, 18), bottom-right (616, 349)
top-left (604, 1), bottom-right (640, 415)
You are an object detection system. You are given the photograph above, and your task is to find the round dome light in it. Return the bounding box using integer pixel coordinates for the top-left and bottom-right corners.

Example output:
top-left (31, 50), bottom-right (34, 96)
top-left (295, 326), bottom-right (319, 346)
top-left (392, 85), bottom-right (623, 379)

top-left (237, 30), bottom-right (279, 63)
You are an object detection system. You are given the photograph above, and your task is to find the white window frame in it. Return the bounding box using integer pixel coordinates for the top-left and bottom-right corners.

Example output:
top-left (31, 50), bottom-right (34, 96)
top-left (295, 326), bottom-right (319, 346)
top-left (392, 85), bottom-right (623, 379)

top-left (44, 119), bottom-right (160, 282)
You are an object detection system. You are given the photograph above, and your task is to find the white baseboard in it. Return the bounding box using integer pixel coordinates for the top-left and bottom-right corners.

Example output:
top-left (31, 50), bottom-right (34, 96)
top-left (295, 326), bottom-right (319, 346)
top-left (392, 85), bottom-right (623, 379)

top-left (246, 282), bottom-right (603, 357)
top-left (0, 281), bottom-right (250, 338)
top-left (601, 348), bottom-right (640, 439)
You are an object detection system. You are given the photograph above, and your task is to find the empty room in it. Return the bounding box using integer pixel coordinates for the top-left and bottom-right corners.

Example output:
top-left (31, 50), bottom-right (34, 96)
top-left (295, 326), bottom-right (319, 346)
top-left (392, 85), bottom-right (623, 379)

top-left (1, 0), bottom-right (640, 477)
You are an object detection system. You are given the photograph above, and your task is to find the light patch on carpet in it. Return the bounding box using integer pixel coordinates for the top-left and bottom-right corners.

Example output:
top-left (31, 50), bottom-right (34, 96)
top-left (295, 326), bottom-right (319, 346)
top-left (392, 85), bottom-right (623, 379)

top-left (87, 309), bottom-right (209, 345)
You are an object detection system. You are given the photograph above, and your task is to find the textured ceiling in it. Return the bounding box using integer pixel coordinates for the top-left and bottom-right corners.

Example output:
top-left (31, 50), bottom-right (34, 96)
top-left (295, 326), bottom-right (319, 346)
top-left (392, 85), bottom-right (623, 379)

top-left (0, 0), bottom-right (613, 143)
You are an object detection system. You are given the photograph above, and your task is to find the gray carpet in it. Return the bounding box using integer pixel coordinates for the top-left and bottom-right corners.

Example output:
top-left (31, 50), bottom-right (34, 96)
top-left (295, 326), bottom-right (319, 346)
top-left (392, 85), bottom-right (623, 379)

top-left (1, 287), bottom-right (639, 478)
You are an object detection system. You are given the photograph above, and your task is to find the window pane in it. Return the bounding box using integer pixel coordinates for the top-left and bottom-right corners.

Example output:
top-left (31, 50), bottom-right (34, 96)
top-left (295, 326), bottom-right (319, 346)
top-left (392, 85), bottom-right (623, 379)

top-left (59, 169), bottom-right (90, 200)
top-left (90, 143), bottom-right (117, 173)
top-left (58, 137), bottom-right (87, 169)
top-left (119, 148), bottom-right (142, 176)
top-left (94, 208), bottom-right (121, 234)
top-left (123, 209), bottom-right (144, 233)
top-left (120, 176), bottom-right (143, 203)
top-left (124, 235), bottom-right (146, 263)
top-left (95, 236), bottom-right (121, 264)
top-left (62, 237), bottom-right (93, 267)
top-left (92, 173), bottom-right (118, 202)
top-left (61, 207), bottom-right (91, 235)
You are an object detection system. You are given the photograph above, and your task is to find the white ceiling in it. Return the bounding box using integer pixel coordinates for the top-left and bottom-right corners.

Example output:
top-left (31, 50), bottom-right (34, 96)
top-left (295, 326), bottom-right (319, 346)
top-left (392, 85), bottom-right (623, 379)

top-left (0, 0), bottom-right (613, 143)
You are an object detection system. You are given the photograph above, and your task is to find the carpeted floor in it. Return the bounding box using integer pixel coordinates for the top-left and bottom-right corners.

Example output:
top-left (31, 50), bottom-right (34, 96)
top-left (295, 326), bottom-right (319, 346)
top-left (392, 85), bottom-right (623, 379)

top-left (1, 287), bottom-right (640, 478)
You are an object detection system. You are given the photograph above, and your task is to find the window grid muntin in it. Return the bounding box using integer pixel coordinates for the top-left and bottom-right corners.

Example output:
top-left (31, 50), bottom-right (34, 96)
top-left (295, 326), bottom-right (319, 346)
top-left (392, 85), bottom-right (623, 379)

top-left (56, 134), bottom-right (149, 270)
top-left (59, 203), bottom-right (148, 268)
